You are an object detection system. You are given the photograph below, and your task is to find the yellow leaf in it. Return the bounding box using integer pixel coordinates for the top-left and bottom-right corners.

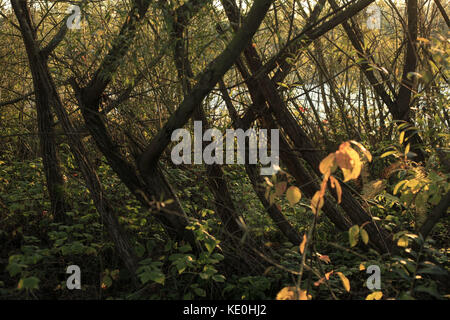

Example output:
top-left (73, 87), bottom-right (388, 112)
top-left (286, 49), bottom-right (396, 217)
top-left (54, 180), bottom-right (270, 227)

top-left (299, 234), bottom-right (307, 254)
top-left (286, 186), bottom-right (301, 206)
top-left (366, 291), bottom-right (383, 300)
top-left (393, 180), bottom-right (407, 195)
top-left (264, 177), bottom-right (273, 187)
top-left (360, 228), bottom-right (369, 245)
top-left (275, 181), bottom-right (287, 196)
top-left (397, 236), bottom-right (409, 247)
top-left (276, 286), bottom-right (311, 300)
top-left (345, 146), bottom-right (362, 181)
top-left (359, 263), bottom-right (366, 271)
top-left (417, 37), bottom-right (429, 43)
top-left (311, 191), bottom-right (324, 214)
top-left (399, 131), bottom-right (405, 144)
top-left (404, 143), bottom-right (410, 157)
top-left (336, 142), bottom-right (362, 181)
top-left (319, 175), bottom-right (328, 197)
top-left (330, 176), bottom-right (342, 203)
top-left (319, 153), bottom-right (336, 175)
top-left (336, 272), bottom-right (350, 292)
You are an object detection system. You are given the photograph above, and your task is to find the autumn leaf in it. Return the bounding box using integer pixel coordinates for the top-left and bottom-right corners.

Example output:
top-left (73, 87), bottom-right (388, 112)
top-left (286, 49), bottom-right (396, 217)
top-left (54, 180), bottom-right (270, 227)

top-left (325, 270), bottom-right (333, 280)
top-left (397, 236), bottom-right (409, 247)
top-left (366, 291), bottom-right (383, 300)
top-left (336, 272), bottom-right (350, 292)
top-left (319, 153), bottom-right (336, 175)
top-left (316, 270), bottom-right (334, 286)
top-left (330, 176), bottom-right (342, 203)
top-left (360, 228), bottom-right (369, 245)
top-left (359, 263), bottom-right (366, 271)
top-left (318, 254), bottom-right (331, 264)
top-left (275, 181), bottom-right (287, 196)
top-left (319, 176), bottom-right (328, 197)
top-left (276, 286), bottom-right (311, 300)
top-left (311, 191), bottom-right (324, 214)
top-left (335, 150), bottom-right (352, 170)
top-left (286, 186), bottom-right (301, 206)
top-left (336, 142), bottom-right (362, 181)
top-left (299, 234), bottom-right (307, 254)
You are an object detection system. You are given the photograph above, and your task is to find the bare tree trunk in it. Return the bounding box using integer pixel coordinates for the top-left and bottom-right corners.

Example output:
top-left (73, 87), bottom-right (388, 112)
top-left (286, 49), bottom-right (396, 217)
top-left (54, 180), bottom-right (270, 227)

top-left (11, 0), bottom-right (138, 279)
top-left (10, 1), bottom-right (69, 224)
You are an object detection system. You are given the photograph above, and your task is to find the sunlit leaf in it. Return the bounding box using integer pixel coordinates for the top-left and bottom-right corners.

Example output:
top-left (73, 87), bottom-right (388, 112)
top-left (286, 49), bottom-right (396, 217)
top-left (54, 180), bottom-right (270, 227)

top-left (336, 272), bottom-right (350, 292)
top-left (299, 234), bottom-right (307, 254)
top-left (397, 236), bottom-right (409, 247)
top-left (318, 255), bottom-right (331, 264)
top-left (311, 191), bottom-right (324, 214)
top-left (399, 131), bottom-right (405, 144)
top-left (330, 176), bottom-right (342, 203)
top-left (349, 225), bottom-right (360, 247)
top-left (360, 228), bottom-right (369, 245)
top-left (276, 286), bottom-right (312, 300)
top-left (319, 153), bottom-right (336, 175)
top-left (380, 150), bottom-right (396, 158)
top-left (393, 180), bottom-right (408, 195)
top-left (366, 291), bottom-right (383, 300)
top-left (286, 186), bottom-right (301, 206)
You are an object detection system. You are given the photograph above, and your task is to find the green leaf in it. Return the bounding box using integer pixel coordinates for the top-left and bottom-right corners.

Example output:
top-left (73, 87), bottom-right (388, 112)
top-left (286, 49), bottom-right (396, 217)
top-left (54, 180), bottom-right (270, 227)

top-left (194, 287), bottom-right (206, 297)
top-left (140, 271), bottom-right (165, 285)
top-left (135, 242), bottom-right (145, 258)
top-left (418, 266), bottom-right (447, 276)
top-left (349, 225), bottom-right (360, 247)
top-left (360, 228), bottom-right (369, 245)
top-left (20, 277), bottom-right (40, 290)
top-left (204, 238), bottom-right (216, 254)
top-left (212, 274), bottom-right (225, 282)
top-left (178, 244), bottom-right (192, 253)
